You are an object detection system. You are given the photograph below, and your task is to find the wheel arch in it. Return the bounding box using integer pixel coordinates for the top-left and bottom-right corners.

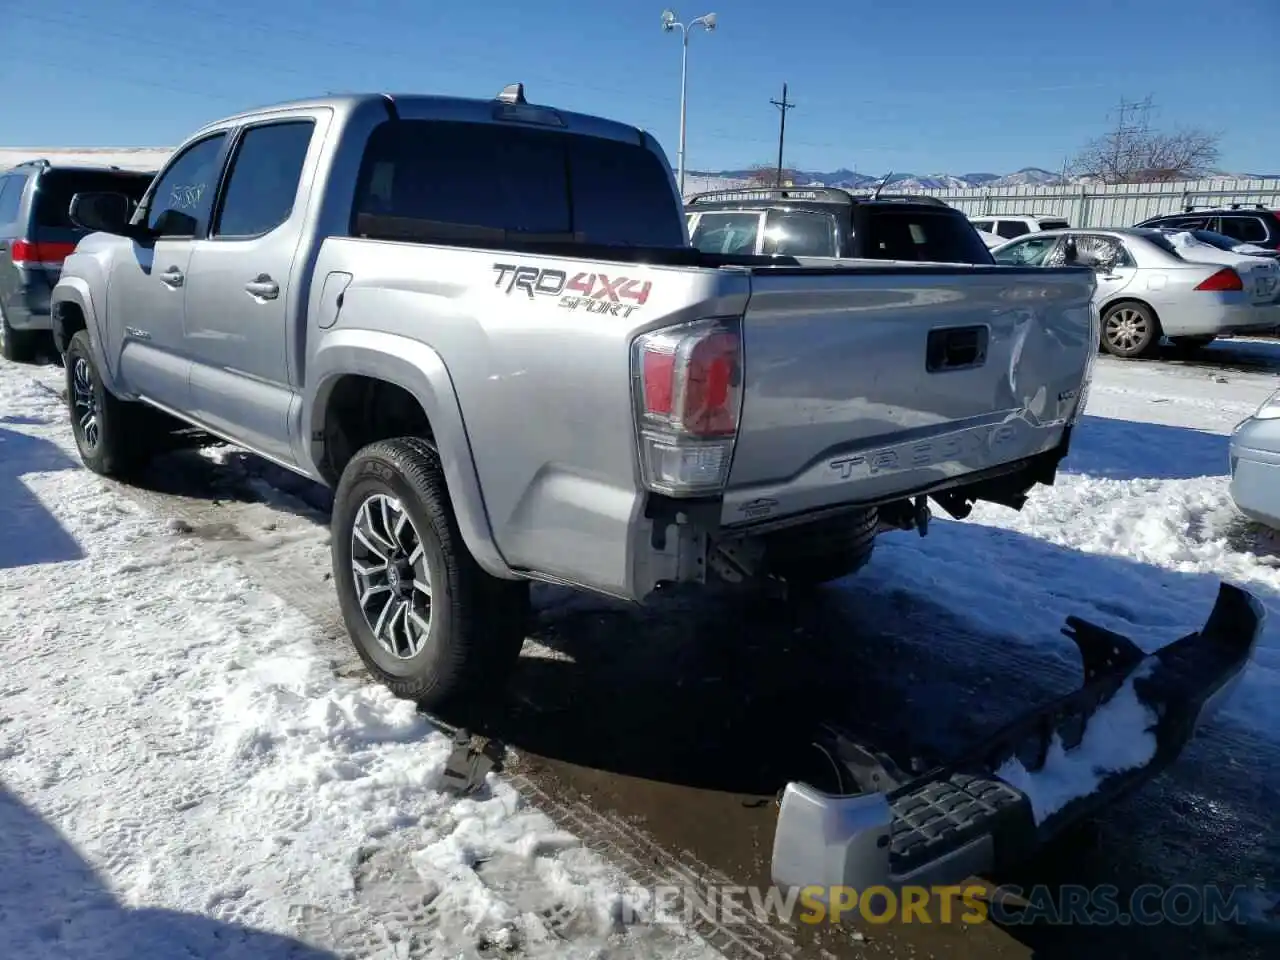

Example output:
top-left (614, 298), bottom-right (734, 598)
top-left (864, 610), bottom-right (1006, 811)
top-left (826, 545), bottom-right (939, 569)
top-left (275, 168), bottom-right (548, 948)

top-left (306, 331), bottom-right (514, 580)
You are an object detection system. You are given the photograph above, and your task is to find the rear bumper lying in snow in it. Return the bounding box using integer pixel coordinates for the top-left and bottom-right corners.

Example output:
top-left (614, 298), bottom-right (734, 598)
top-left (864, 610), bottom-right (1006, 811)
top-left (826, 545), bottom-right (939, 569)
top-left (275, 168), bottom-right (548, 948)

top-left (771, 582), bottom-right (1264, 898)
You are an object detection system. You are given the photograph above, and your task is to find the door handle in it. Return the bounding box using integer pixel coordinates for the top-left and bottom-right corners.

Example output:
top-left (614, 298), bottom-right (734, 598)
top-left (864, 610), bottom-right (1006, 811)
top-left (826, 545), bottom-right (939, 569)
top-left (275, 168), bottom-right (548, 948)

top-left (244, 275), bottom-right (279, 300)
top-left (160, 267), bottom-right (184, 288)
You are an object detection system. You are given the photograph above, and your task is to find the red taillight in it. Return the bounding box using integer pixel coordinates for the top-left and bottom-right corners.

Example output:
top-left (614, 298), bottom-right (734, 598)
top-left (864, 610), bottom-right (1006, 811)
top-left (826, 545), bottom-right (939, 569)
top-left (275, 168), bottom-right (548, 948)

top-left (633, 318), bottom-right (743, 495)
top-left (1195, 267), bottom-right (1244, 292)
top-left (10, 239), bottom-right (77, 266)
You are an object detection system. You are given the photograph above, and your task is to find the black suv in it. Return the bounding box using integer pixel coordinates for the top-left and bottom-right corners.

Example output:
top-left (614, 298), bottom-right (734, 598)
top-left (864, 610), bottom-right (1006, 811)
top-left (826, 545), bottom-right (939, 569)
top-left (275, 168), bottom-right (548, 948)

top-left (1134, 205), bottom-right (1280, 252)
top-left (0, 159), bottom-right (155, 362)
top-left (684, 186), bottom-right (995, 264)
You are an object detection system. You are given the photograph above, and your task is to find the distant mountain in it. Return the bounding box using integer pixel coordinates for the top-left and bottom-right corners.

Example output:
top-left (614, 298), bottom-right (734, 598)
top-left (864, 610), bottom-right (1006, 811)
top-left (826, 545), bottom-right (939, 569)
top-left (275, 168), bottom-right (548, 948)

top-left (685, 165), bottom-right (1270, 190)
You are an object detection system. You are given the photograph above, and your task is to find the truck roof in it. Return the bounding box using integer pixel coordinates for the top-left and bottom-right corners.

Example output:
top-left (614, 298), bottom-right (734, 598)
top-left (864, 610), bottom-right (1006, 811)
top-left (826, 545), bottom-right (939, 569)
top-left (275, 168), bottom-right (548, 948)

top-left (191, 87), bottom-right (648, 149)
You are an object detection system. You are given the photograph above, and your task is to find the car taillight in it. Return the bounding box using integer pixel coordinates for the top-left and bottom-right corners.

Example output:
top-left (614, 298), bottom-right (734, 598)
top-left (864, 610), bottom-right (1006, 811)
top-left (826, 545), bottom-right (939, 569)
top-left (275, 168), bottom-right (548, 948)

top-left (10, 239), bottom-right (77, 267)
top-left (632, 317), bottom-right (743, 496)
top-left (1195, 267), bottom-right (1244, 292)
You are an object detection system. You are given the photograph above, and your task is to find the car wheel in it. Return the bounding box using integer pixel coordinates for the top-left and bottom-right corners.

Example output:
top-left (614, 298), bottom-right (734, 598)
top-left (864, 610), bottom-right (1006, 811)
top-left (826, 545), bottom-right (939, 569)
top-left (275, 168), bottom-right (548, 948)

top-left (1100, 302), bottom-right (1161, 358)
top-left (64, 330), bottom-right (156, 476)
top-left (764, 507), bottom-right (879, 589)
top-left (0, 305), bottom-right (39, 364)
top-left (330, 436), bottom-right (529, 713)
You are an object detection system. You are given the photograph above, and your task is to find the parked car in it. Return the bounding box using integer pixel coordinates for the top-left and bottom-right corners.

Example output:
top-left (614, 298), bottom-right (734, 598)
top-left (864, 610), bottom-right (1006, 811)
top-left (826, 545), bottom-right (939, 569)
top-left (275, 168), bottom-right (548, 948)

top-left (0, 159), bottom-right (154, 362)
top-left (1154, 227), bottom-right (1280, 262)
top-left (1230, 388), bottom-right (1280, 530)
top-left (1135, 206), bottom-right (1280, 252)
top-left (992, 227), bottom-right (1280, 357)
top-left (683, 187), bottom-right (994, 263)
top-left (969, 213), bottom-right (1070, 241)
top-left (49, 84), bottom-right (1262, 909)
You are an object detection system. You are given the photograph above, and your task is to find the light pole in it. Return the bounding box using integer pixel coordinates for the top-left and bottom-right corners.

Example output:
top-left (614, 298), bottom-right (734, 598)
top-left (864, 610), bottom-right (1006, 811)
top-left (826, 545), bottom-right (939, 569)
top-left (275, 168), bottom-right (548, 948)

top-left (661, 9), bottom-right (717, 198)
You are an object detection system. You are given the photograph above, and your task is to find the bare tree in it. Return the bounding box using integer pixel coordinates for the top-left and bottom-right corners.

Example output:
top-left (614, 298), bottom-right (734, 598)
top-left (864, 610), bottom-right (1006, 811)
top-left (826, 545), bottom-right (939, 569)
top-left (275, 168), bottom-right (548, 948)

top-left (1071, 127), bottom-right (1220, 184)
top-left (746, 162), bottom-right (803, 186)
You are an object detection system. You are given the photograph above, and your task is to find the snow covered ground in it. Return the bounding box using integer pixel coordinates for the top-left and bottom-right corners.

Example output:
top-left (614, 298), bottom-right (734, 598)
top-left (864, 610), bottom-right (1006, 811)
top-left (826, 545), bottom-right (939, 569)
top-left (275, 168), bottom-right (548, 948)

top-left (2, 338), bottom-right (1279, 956)
top-left (0, 367), bottom-right (719, 958)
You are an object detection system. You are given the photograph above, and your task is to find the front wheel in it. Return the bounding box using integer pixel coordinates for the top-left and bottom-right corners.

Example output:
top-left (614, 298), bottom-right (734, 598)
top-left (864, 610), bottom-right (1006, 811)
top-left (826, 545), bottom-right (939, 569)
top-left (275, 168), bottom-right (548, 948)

top-left (330, 437), bottom-right (529, 712)
top-left (64, 330), bottom-right (157, 476)
top-left (1100, 302), bottom-right (1161, 359)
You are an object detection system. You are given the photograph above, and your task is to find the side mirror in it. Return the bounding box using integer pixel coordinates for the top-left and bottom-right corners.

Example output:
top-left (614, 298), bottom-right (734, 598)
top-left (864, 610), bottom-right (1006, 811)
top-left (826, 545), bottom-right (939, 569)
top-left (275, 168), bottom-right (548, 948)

top-left (68, 191), bottom-right (135, 235)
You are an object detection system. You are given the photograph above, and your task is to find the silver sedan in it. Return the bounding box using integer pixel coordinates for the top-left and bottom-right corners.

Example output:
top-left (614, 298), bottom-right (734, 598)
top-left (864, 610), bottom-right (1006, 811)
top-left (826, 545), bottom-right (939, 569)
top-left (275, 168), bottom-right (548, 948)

top-left (992, 227), bottom-right (1280, 358)
top-left (1230, 388), bottom-right (1280, 530)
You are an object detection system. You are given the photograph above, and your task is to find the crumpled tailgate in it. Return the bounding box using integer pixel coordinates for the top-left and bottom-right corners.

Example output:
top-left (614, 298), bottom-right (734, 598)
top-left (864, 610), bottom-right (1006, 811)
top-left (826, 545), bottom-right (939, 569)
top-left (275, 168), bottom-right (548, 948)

top-left (719, 264), bottom-right (1096, 526)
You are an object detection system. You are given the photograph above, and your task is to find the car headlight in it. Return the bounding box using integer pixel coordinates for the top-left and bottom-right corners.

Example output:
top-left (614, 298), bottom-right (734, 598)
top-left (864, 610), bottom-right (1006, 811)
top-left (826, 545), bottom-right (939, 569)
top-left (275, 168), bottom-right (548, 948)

top-left (1254, 389), bottom-right (1280, 420)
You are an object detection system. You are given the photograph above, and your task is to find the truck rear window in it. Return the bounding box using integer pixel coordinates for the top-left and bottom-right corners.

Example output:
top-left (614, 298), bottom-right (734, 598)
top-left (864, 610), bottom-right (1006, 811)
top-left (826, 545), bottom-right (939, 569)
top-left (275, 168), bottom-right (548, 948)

top-left (351, 119), bottom-right (686, 249)
top-left (34, 169), bottom-right (154, 230)
top-left (861, 211), bottom-right (995, 264)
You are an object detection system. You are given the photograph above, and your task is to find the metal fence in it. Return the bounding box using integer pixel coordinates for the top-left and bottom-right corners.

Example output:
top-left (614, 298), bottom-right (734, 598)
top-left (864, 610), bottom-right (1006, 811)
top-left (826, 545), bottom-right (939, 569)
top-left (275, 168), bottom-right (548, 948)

top-left (680, 176), bottom-right (1280, 228)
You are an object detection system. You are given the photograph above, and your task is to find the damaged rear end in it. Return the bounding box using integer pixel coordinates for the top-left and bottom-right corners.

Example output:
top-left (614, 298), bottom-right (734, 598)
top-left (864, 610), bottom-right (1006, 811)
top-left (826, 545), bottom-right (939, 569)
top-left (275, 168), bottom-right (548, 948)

top-left (771, 583), bottom-right (1265, 899)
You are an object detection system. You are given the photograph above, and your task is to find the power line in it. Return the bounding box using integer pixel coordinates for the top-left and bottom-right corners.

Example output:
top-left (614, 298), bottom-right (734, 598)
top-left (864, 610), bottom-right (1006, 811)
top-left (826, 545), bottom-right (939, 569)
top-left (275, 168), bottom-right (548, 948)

top-left (770, 83), bottom-right (796, 187)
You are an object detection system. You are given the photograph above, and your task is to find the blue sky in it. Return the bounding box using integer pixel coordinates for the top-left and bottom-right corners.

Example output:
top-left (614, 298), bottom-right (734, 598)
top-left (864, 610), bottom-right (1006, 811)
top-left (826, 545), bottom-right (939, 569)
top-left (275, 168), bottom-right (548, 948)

top-left (3, 0), bottom-right (1278, 175)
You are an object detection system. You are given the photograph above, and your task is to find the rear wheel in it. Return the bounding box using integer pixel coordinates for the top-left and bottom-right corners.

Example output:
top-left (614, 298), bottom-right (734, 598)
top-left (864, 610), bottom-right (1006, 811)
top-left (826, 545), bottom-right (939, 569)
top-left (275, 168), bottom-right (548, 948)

top-left (330, 437), bottom-right (529, 712)
top-left (1100, 302), bottom-right (1161, 358)
top-left (764, 508), bottom-right (879, 588)
top-left (0, 305), bottom-right (40, 364)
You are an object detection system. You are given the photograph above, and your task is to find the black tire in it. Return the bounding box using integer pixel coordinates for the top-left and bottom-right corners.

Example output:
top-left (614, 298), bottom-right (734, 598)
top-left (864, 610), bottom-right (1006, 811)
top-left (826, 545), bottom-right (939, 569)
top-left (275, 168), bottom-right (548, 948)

top-left (330, 436), bottom-right (529, 712)
top-left (0, 305), bottom-right (40, 364)
top-left (1100, 301), bottom-right (1161, 358)
top-left (764, 507), bottom-right (879, 588)
top-left (64, 330), bottom-right (159, 476)
top-left (1170, 335), bottom-right (1216, 351)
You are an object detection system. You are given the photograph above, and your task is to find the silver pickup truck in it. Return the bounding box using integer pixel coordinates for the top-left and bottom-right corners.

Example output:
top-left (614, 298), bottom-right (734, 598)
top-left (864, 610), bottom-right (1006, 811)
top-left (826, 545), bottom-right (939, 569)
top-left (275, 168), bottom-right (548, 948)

top-left (51, 85), bottom-right (1261, 903)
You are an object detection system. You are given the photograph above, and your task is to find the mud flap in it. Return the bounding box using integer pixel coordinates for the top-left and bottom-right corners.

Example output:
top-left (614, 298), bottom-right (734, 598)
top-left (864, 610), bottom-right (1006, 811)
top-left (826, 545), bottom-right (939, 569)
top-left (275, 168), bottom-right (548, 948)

top-left (772, 582), bottom-right (1265, 899)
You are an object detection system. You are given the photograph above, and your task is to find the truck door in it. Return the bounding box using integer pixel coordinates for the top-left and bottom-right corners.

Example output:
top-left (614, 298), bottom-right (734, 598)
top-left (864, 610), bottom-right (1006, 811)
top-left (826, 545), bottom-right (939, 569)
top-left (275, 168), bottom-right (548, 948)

top-left (183, 117), bottom-right (320, 465)
top-left (109, 131), bottom-right (230, 410)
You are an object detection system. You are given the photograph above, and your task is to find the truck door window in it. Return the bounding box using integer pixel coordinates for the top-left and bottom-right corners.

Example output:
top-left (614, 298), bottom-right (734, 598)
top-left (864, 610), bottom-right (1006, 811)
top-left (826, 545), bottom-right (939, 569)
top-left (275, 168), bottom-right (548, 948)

top-left (688, 211), bottom-right (762, 255)
top-left (761, 210), bottom-right (838, 257)
top-left (213, 121), bottom-right (315, 238)
top-left (146, 133), bottom-right (227, 237)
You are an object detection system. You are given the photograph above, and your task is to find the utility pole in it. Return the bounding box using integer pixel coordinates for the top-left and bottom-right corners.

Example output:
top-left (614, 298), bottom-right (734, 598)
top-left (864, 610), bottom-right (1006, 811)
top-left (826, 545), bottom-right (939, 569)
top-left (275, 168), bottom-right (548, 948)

top-left (1106, 94), bottom-right (1155, 182)
top-left (771, 82), bottom-right (796, 187)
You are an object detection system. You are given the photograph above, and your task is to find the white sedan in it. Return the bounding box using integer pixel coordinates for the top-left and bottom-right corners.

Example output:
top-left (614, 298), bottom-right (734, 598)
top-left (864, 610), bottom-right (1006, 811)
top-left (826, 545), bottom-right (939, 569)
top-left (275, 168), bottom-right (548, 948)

top-left (992, 227), bottom-right (1280, 358)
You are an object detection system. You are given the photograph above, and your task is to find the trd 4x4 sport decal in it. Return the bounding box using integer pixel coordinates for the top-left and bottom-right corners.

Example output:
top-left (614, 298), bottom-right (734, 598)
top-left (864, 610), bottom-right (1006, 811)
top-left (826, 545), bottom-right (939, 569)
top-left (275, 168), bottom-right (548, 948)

top-left (492, 263), bottom-right (652, 318)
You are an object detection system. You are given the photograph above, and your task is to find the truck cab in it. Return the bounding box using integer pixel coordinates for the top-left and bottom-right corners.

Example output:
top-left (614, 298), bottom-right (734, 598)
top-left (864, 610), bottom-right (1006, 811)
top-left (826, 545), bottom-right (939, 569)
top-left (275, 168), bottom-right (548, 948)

top-left (684, 187), bottom-right (995, 264)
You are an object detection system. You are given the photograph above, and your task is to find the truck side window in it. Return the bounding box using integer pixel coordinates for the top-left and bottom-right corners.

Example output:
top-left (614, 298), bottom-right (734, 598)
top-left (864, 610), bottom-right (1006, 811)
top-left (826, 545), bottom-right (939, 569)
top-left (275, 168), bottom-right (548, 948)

top-left (146, 133), bottom-right (227, 237)
top-left (213, 121), bottom-right (315, 238)
top-left (995, 220), bottom-right (1030, 239)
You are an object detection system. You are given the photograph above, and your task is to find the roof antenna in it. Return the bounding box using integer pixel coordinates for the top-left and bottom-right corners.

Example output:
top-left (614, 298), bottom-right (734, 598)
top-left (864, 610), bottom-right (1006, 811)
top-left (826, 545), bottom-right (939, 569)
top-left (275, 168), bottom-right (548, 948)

top-left (870, 171), bottom-right (893, 200)
top-left (496, 83), bottom-right (527, 105)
